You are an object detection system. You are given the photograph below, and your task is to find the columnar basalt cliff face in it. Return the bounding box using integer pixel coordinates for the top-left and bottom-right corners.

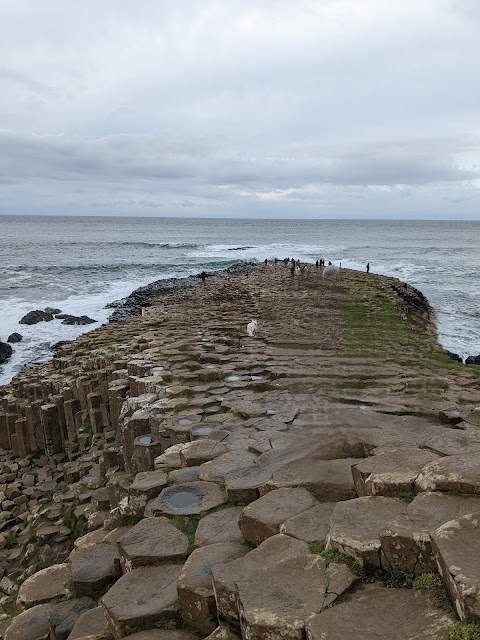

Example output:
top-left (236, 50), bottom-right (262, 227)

top-left (1, 265), bottom-right (480, 639)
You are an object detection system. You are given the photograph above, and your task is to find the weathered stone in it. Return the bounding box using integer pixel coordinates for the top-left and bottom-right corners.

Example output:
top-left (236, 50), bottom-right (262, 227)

top-left (145, 481), bottom-right (226, 516)
top-left (17, 563), bottom-right (72, 610)
top-left (123, 631), bottom-right (201, 640)
top-left (280, 502), bottom-right (336, 543)
top-left (195, 506), bottom-right (244, 547)
top-left (239, 487), bottom-right (317, 546)
top-left (352, 447), bottom-right (438, 497)
top-left (69, 606), bottom-right (109, 640)
top-left (101, 565), bottom-right (182, 638)
top-left (305, 583), bottom-right (453, 640)
top-left (236, 555), bottom-right (357, 640)
top-left (4, 603), bottom-right (53, 640)
top-left (327, 496), bottom-right (405, 568)
top-left (127, 470), bottom-right (168, 515)
top-left (416, 454), bottom-right (480, 493)
top-left (180, 439), bottom-right (228, 466)
top-left (212, 534), bottom-right (309, 629)
top-left (381, 492), bottom-right (480, 573)
top-left (177, 542), bottom-right (248, 634)
top-left (170, 467), bottom-right (201, 484)
top-left (224, 464), bottom-right (273, 503)
top-left (70, 543), bottom-right (120, 598)
top-left (117, 517), bottom-right (189, 571)
top-left (48, 597), bottom-right (96, 640)
top-left (199, 451), bottom-right (257, 482)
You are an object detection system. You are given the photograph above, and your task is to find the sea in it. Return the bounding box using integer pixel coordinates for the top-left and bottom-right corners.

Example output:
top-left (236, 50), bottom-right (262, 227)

top-left (1, 216), bottom-right (479, 386)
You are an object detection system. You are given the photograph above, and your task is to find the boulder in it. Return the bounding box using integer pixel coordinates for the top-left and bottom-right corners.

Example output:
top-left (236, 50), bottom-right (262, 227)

top-left (305, 583), bottom-right (453, 639)
top-left (145, 481), bottom-right (225, 516)
top-left (327, 496), bottom-right (405, 568)
top-left (280, 502), bottom-right (336, 544)
top-left (177, 542), bottom-right (249, 633)
top-left (465, 355), bottom-right (480, 365)
top-left (44, 307), bottom-right (62, 315)
top-left (68, 606), bottom-right (109, 640)
top-left (0, 341), bottom-right (13, 364)
top-left (117, 517), bottom-right (189, 571)
top-left (239, 487), bottom-right (317, 546)
top-left (57, 314), bottom-right (97, 325)
top-left (431, 512), bottom-right (480, 620)
top-left (17, 563), bottom-right (72, 610)
top-left (101, 565), bottom-right (182, 638)
top-left (69, 543), bottom-right (120, 598)
top-left (7, 332), bottom-right (22, 343)
top-left (236, 555), bottom-right (357, 640)
top-left (48, 598), bottom-right (96, 640)
top-left (4, 603), bottom-right (53, 640)
top-left (416, 454), bottom-right (480, 493)
top-left (194, 506), bottom-right (244, 547)
top-left (19, 310), bottom-right (54, 324)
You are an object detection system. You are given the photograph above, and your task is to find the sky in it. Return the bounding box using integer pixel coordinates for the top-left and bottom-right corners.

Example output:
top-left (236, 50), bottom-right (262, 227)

top-left (1, 0), bottom-right (480, 219)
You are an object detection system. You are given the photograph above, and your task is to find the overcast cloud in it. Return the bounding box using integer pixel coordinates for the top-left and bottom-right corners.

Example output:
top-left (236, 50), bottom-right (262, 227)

top-left (1, 0), bottom-right (480, 218)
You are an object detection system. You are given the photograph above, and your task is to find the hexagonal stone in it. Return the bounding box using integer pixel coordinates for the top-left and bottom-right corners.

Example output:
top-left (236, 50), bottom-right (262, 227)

top-left (431, 512), bottom-right (480, 620)
top-left (48, 598), bottom-right (96, 640)
top-left (239, 487), bottom-right (317, 546)
top-left (199, 452), bottom-right (257, 482)
top-left (101, 565), bottom-right (182, 638)
top-left (352, 447), bottom-right (438, 497)
top-left (280, 503), bottom-right (336, 544)
top-left (327, 496), bottom-right (405, 568)
top-left (17, 563), bottom-right (71, 610)
top-left (305, 584), bottom-right (453, 639)
top-left (195, 507), bottom-right (244, 547)
top-left (177, 542), bottom-right (249, 634)
top-left (145, 481), bottom-right (226, 516)
top-left (212, 534), bottom-right (309, 630)
top-left (74, 530), bottom-right (108, 549)
top-left (117, 517), bottom-right (189, 571)
top-left (128, 470), bottom-right (168, 515)
top-left (70, 543), bottom-right (120, 598)
top-left (69, 606), bottom-right (109, 640)
top-left (416, 454), bottom-right (480, 493)
top-left (180, 439), bottom-right (228, 466)
top-left (224, 464), bottom-right (273, 503)
top-left (381, 492), bottom-right (480, 573)
top-left (265, 457), bottom-right (355, 499)
top-left (236, 555), bottom-right (357, 640)
top-left (4, 603), bottom-right (53, 640)
top-left (170, 467), bottom-right (201, 484)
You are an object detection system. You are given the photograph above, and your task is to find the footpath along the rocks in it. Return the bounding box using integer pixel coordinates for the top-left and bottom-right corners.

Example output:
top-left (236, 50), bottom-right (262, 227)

top-left (2, 264), bottom-right (480, 639)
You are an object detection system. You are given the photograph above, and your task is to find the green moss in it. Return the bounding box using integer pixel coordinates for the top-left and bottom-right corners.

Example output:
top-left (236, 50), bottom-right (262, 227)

top-left (413, 573), bottom-right (452, 611)
top-left (449, 622), bottom-right (480, 640)
top-left (170, 515), bottom-right (200, 553)
top-left (104, 514), bottom-right (142, 531)
top-left (308, 542), bottom-right (362, 575)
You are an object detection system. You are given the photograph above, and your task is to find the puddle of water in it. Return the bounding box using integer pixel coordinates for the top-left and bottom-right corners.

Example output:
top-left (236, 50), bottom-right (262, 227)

top-left (226, 375), bottom-right (241, 381)
top-left (81, 475), bottom-right (93, 484)
top-left (251, 375), bottom-right (264, 381)
top-left (292, 418), bottom-right (302, 427)
top-left (191, 425), bottom-right (214, 437)
top-left (266, 409), bottom-right (276, 416)
top-left (151, 366), bottom-right (164, 372)
top-left (205, 364), bottom-right (217, 369)
top-left (138, 435), bottom-right (154, 445)
top-left (163, 486), bottom-right (202, 510)
top-left (177, 418), bottom-right (193, 426)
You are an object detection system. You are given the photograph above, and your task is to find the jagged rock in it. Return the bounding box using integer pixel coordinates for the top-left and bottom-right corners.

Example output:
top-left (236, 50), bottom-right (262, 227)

top-left (465, 355), bottom-right (480, 365)
top-left (351, 447), bottom-right (438, 497)
top-left (69, 606), bottom-right (109, 640)
top-left (16, 563), bottom-right (72, 610)
top-left (212, 534), bottom-right (309, 629)
top-left (19, 310), bottom-right (54, 324)
top-left (101, 565), bottom-right (182, 638)
top-left (445, 350), bottom-right (463, 363)
top-left (48, 598), bottom-right (96, 640)
top-left (145, 481), bottom-right (226, 516)
top-left (177, 542), bottom-right (249, 633)
top-left (194, 506), bottom-right (244, 547)
top-left (7, 333), bottom-right (22, 343)
top-left (117, 517), bottom-right (189, 571)
top-left (280, 503), bottom-right (336, 543)
top-left (327, 496), bottom-right (405, 568)
top-left (0, 341), bottom-right (13, 364)
top-left (431, 512), bottom-right (480, 620)
top-left (305, 583), bottom-right (453, 639)
top-left (57, 315), bottom-right (97, 325)
top-left (236, 555), bottom-right (357, 640)
top-left (416, 454), bottom-right (480, 493)
top-left (44, 307), bottom-right (62, 315)
top-left (239, 487), bottom-right (317, 546)
top-left (381, 492), bottom-right (480, 573)
top-left (69, 543), bottom-right (120, 598)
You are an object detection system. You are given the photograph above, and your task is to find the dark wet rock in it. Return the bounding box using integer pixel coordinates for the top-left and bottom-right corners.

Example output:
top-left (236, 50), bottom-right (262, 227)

top-left (19, 309), bottom-right (54, 324)
top-left (445, 350), bottom-right (463, 363)
top-left (305, 583), bottom-right (453, 640)
top-left (48, 598), bottom-right (96, 640)
top-left (466, 354), bottom-right (480, 365)
top-left (4, 603), bottom-right (53, 640)
top-left (44, 307), bottom-right (62, 315)
top-left (57, 314), bottom-right (97, 325)
top-left (0, 341), bottom-right (13, 364)
top-left (7, 332), bottom-right (22, 343)
top-left (50, 340), bottom-right (72, 351)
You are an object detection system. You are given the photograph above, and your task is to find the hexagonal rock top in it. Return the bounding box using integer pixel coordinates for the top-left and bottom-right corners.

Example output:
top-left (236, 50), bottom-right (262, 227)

top-left (101, 564), bottom-right (182, 638)
top-left (239, 487), bottom-right (317, 546)
top-left (416, 454), bottom-right (480, 493)
top-left (351, 447), bottom-right (438, 497)
top-left (123, 632), bottom-right (201, 640)
top-left (380, 492), bottom-right (480, 574)
top-left (194, 506), bottom-right (244, 547)
top-left (198, 451), bottom-right (258, 483)
top-left (431, 512), bottom-right (480, 620)
top-left (180, 439), bottom-right (228, 467)
top-left (212, 534), bottom-right (309, 628)
top-left (16, 563), bottom-right (71, 610)
top-left (177, 542), bottom-right (249, 634)
top-left (69, 606), bottom-right (109, 640)
top-left (327, 496), bottom-right (405, 568)
top-left (47, 597), bottom-right (97, 640)
top-left (145, 481), bottom-right (226, 516)
top-left (4, 603), bottom-right (53, 640)
top-left (128, 470), bottom-right (168, 514)
top-left (117, 517), bottom-right (189, 571)
top-left (305, 584), bottom-right (453, 639)
top-left (236, 555), bottom-right (357, 640)
top-left (280, 503), bottom-right (337, 544)
top-left (69, 543), bottom-right (120, 599)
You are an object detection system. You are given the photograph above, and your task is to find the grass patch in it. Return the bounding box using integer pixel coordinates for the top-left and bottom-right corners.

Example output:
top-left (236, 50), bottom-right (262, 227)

top-left (309, 542), bottom-right (363, 575)
top-left (419, 444), bottom-right (449, 457)
top-left (449, 622), bottom-right (480, 640)
top-left (104, 514), bottom-right (142, 531)
top-left (170, 515), bottom-right (200, 552)
top-left (382, 486), bottom-right (418, 502)
top-left (413, 572), bottom-right (452, 611)
top-left (4, 530), bottom-right (17, 549)
top-left (3, 602), bottom-right (20, 617)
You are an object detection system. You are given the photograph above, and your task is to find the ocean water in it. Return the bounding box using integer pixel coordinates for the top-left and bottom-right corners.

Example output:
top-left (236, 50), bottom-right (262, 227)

top-left (1, 216), bottom-right (479, 385)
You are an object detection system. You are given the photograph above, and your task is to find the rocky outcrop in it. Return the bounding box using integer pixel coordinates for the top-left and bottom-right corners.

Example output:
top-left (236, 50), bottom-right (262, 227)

top-left (6, 333), bottom-right (22, 344)
top-left (0, 341), bottom-right (13, 364)
top-left (466, 354), bottom-right (480, 365)
top-left (56, 314), bottom-right (97, 325)
top-left (19, 310), bottom-right (54, 324)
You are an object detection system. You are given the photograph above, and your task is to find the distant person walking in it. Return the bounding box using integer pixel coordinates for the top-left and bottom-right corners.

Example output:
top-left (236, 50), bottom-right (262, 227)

top-left (264, 258), bottom-right (268, 266)
top-left (200, 271), bottom-right (207, 281)
top-left (366, 263), bottom-right (370, 274)
top-left (290, 264), bottom-right (295, 277)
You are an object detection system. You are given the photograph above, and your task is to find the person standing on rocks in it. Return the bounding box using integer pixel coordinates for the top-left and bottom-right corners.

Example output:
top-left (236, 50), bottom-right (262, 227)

top-left (366, 263), bottom-right (370, 274)
top-left (290, 264), bottom-right (295, 277)
top-left (200, 271), bottom-right (207, 282)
